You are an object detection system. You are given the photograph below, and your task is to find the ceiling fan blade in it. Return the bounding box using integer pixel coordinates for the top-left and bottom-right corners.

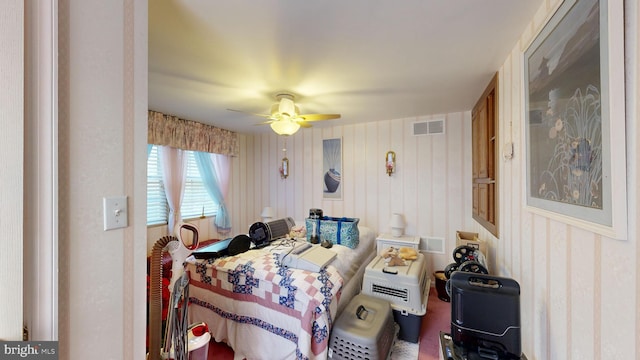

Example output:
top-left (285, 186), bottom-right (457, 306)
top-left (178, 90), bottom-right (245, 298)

top-left (227, 108), bottom-right (271, 118)
top-left (298, 113), bottom-right (341, 121)
top-left (295, 119), bottom-right (312, 128)
top-left (253, 120), bottom-right (274, 126)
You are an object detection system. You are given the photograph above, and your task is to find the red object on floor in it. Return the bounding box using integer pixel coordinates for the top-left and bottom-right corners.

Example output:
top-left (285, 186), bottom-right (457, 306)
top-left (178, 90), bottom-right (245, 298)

top-left (206, 286), bottom-right (451, 360)
top-left (418, 287), bottom-right (452, 359)
top-left (207, 340), bottom-right (234, 360)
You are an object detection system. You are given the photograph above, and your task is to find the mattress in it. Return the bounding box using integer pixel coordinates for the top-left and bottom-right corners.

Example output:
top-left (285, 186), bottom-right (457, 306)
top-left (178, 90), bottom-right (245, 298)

top-left (185, 226), bottom-right (376, 360)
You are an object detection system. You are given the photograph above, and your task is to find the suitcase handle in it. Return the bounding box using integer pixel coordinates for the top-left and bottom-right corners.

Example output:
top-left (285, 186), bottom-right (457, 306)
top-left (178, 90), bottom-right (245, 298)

top-left (468, 276), bottom-right (501, 289)
top-left (356, 305), bottom-right (369, 320)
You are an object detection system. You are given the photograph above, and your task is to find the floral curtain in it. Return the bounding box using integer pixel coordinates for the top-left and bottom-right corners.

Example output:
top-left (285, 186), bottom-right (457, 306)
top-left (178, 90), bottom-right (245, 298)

top-left (148, 110), bottom-right (239, 157)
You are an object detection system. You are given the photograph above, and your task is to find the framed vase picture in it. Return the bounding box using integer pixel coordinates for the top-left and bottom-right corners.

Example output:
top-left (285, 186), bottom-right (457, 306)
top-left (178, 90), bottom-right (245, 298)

top-left (322, 138), bottom-right (342, 200)
top-left (523, 0), bottom-right (627, 239)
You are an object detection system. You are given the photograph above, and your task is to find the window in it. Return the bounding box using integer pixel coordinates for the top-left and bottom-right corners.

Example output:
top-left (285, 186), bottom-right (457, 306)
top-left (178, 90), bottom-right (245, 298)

top-left (472, 73), bottom-right (498, 236)
top-left (146, 145), bottom-right (218, 226)
top-left (181, 151), bottom-right (218, 220)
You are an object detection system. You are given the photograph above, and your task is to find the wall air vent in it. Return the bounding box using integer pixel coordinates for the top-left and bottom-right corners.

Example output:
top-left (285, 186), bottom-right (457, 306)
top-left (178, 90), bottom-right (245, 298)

top-left (420, 236), bottom-right (445, 254)
top-left (413, 117), bottom-right (445, 136)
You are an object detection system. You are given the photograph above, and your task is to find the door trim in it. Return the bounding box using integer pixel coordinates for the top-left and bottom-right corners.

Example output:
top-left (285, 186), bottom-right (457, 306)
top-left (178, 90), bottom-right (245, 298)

top-left (24, 0), bottom-right (58, 340)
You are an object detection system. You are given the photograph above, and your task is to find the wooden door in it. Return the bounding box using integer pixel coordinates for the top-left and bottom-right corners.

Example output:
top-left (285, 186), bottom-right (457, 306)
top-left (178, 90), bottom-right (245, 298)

top-left (472, 73), bottom-right (498, 236)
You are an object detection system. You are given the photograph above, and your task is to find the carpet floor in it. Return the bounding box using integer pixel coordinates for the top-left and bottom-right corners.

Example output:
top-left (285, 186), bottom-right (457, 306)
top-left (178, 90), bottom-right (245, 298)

top-left (206, 286), bottom-right (451, 359)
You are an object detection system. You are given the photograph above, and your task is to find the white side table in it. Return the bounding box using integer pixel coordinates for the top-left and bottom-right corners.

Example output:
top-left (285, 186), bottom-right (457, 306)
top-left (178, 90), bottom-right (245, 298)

top-left (376, 233), bottom-right (420, 254)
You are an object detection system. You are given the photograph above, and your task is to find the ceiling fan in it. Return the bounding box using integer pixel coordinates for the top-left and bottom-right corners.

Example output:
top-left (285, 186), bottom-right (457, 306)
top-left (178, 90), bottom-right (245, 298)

top-left (228, 92), bottom-right (341, 136)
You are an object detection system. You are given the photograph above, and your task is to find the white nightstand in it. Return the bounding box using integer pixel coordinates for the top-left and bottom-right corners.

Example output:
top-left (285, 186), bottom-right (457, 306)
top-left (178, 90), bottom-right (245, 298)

top-left (376, 233), bottom-right (420, 254)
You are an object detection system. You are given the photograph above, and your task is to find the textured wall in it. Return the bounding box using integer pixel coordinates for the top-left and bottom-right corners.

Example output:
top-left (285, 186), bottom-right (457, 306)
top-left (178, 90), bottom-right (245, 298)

top-left (58, 0), bottom-right (147, 358)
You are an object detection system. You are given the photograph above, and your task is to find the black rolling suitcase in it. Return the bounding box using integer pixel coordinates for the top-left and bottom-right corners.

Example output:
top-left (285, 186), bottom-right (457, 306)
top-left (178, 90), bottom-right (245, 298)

top-left (448, 272), bottom-right (522, 359)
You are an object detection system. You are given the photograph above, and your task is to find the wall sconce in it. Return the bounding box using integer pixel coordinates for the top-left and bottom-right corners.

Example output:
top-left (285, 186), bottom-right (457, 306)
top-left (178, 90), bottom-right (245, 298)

top-left (389, 213), bottom-right (405, 237)
top-left (261, 206), bottom-right (275, 222)
top-left (280, 157), bottom-right (289, 179)
top-left (280, 139), bottom-right (290, 179)
top-left (386, 151), bottom-right (396, 176)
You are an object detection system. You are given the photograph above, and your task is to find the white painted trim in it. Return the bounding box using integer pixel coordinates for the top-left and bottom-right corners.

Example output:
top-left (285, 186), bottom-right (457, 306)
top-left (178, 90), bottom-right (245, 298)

top-left (0, 0), bottom-right (24, 341)
top-left (24, 0), bottom-right (58, 340)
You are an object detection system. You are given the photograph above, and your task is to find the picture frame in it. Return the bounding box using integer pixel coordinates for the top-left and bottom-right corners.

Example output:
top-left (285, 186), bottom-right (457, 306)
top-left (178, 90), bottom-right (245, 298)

top-left (322, 138), bottom-right (342, 200)
top-left (523, 0), bottom-right (627, 239)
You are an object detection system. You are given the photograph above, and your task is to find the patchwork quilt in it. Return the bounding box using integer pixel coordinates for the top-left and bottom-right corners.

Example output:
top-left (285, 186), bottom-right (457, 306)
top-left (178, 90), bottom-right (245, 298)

top-left (186, 249), bottom-right (343, 360)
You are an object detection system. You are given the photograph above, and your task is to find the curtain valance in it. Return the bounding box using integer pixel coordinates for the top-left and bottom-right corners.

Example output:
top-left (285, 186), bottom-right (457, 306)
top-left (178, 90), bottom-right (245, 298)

top-left (148, 110), bottom-right (239, 156)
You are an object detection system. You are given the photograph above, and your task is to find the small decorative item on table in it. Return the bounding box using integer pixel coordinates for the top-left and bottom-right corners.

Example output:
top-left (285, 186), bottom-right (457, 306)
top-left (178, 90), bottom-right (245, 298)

top-left (379, 246), bottom-right (419, 266)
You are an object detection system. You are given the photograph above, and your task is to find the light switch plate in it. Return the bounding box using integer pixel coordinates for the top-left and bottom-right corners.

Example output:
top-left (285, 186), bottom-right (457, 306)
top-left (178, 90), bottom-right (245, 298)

top-left (103, 196), bottom-right (128, 231)
top-left (502, 142), bottom-right (514, 160)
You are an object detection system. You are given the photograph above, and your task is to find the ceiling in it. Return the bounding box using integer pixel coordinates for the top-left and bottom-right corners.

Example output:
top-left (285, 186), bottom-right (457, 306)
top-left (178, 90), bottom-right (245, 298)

top-left (149, 0), bottom-right (543, 134)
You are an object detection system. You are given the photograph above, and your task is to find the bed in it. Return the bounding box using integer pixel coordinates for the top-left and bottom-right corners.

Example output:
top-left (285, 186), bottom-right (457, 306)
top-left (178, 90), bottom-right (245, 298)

top-left (185, 226), bottom-right (377, 360)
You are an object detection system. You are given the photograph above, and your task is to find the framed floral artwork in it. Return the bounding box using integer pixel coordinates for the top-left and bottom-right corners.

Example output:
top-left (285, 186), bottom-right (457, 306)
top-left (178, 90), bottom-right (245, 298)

top-left (523, 0), bottom-right (627, 239)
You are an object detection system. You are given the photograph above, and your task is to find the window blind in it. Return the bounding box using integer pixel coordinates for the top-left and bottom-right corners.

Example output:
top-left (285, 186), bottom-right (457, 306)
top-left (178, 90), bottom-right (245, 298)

top-left (147, 145), bottom-right (168, 225)
top-left (180, 151), bottom-right (218, 220)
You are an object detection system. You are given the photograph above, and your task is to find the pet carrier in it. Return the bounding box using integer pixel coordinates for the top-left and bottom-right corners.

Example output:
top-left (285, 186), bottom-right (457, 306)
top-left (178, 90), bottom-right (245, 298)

top-left (362, 254), bottom-right (429, 342)
top-left (329, 294), bottom-right (398, 360)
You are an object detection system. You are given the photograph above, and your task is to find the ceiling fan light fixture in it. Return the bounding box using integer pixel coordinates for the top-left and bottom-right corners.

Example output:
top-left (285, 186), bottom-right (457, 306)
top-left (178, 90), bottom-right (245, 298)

top-left (270, 103), bottom-right (280, 116)
top-left (228, 91), bottom-right (339, 134)
top-left (270, 118), bottom-right (300, 136)
top-left (278, 97), bottom-right (296, 117)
